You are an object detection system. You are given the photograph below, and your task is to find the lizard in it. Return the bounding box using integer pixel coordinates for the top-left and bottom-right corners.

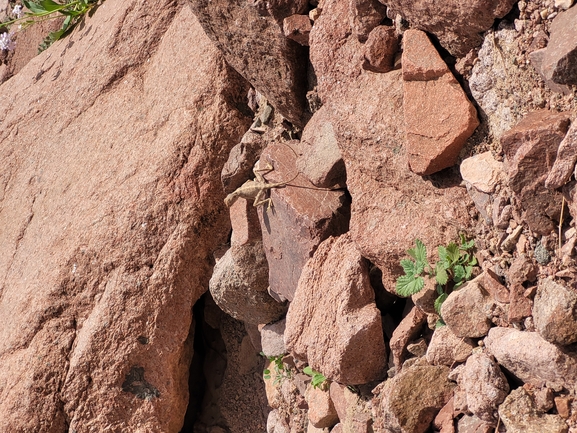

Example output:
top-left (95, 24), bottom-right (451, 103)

top-left (224, 159), bottom-right (299, 210)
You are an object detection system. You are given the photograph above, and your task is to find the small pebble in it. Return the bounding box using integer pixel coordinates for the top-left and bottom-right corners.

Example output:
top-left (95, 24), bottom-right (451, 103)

top-left (547, 11), bottom-right (558, 19)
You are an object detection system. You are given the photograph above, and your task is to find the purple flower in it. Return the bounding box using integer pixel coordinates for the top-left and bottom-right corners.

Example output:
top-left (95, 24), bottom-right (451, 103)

top-left (0, 32), bottom-right (16, 51)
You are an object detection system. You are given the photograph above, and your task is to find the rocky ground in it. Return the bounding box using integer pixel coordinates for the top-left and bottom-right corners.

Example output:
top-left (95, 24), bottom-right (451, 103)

top-left (1, 0), bottom-right (577, 432)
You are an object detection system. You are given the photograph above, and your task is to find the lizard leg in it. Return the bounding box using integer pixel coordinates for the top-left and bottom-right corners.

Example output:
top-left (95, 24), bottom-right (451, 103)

top-left (253, 159), bottom-right (274, 183)
top-left (253, 189), bottom-right (274, 210)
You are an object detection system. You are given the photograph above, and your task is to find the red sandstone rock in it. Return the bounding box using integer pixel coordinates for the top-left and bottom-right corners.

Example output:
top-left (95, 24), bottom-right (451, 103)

top-left (482, 269), bottom-right (510, 303)
top-left (440, 276), bottom-right (494, 338)
top-left (454, 353), bottom-right (509, 424)
top-left (329, 382), bottom-right (373, 432)
top-left (433, 398), bottom-right (455, 433)
top-left (533, 278), bottom-right (577, 346)
top-left (384, 0), bottom-right (517, 56)
top-left (306, 385), bottom-right (339, 428)
top-left (0, 2), bottom-right (251, 431)
top-left (426, 325), bottom-right (475, 367)
top-left (546, 121), bottom-right (577, 190)
top-left (257, 142), bottom-right (350, 302)
top-left (221, 130), bottom-right (267, 195)
top-left (283, 14), bottom-right (312, 46)
top-left (530, 6), bottom-right (577, 90)
top-left (349, 0), bottom-right (387, 42)
top-left (362, 26), bottom-right (399, 73)
top-left (501, 110), bottom-right (570, 235)
top-left (189, 0), bottom-right (307, 126)
top-left (389, 304), bottom-right (427, 370)
top-left (309, 0), bottom-right (364, 102)
top-left (328, 70), bottom-right (473, 294)
top-left (284, 234), bottom-right (387, 385)
top-left (402, 30), bottom-right (479, 176)
top-left (296, 106), bottom-right (346, 188)
top-left (460, 152), bottom-right (505, 194)
top-left (260, 318), bottom-right (287, 357)
top-left (372, 363), bottom-right (455, 433)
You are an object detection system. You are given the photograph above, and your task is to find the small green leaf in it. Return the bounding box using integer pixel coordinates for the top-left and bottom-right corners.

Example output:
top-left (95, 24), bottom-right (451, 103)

top-left (435, 263), bottom-right (448, 286)
top-left (434, 292), bottom-right (448, 315)
top-left (303, 366), bottom-right (313, 376)
top-left (400, 259), bottom-right (416, 276)
top-left (23, 0), bottom-right (47, 14)
top-left (396, 274), bottom-right (425, 297)
top-left (445, 242), bottom-right (460, 264)
top-left (39, 0), bottom-right (64, 12)
top-left (407, 239), bottom-right (427, 264)
top-left (453, 264), bottom-right (466, 284)
top-left (435, 318), bottom-right (446, 329)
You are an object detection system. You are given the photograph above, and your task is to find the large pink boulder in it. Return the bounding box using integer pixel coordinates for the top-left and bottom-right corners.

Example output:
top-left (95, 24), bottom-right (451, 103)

top-left (0, 2), bottom-right (250, 431)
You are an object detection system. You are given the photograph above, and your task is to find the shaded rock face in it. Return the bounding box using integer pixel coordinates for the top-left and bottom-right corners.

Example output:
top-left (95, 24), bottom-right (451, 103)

top-left (0, 2), bottom-right (251, 431)
top-left (383, 0), bottom-right (517, 56)
top-left (188, 0), bottom-right (308, 126)
top-left (285, 233), bottom-right (387, 385)
top-left (328, 70), bottom-right (473, 293)
top-left (372, 363), bottom-right (455, 433)
top-left (501, 110), bottom-right (570, 235)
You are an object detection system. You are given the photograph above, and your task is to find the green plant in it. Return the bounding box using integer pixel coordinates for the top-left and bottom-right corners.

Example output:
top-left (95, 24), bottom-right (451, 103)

top-left (303, 366), bottom-right (327, 389)
top-left (261, 353), bottom-right (291, 385)
top-left (395, 234), bottom-right (477, 322)
top-left (1, 0), bottom-right (101, 53)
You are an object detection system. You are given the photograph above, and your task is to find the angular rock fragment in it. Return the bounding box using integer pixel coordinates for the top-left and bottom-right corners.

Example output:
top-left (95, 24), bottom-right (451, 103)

top-left (499, 388), bottom-right (569, 433)
top-left (329, 381), bottom-right (373, 432)
top-left (349, 0), bottom-right (387, 42)
top-left (383, 0), bottom-right (517, 56)
top-left (501, 110), bottom-right (570, 235)
top-left (454, 353), bottom-right (509, 424)
top-left (284, 234), bottom-right (386, 385)
top-left (372, 364), bottom-right (455, 433)
top-left (460, 152), bottom-right (504, 194)
top-left (457, 415), bottom-right (493, 433)
top-left (362, 26), bottom-right (399, 73)
top-left (328, 70), bottom-right (472, 294)
top-left (440, 276), bottom-right (494, 338)
top-left (533, 278), bottom-right (577, 346)
top-left (530, 5), bottom-right (577, 93)
top-left (485, 327), bottom-right (577, 389)
top-left (222, 130), bottom-right (267, 194)
top-left (402, 30), bottom-right (479, 175)
top-left (390, 304), bottom-right (427, 370)
top-left (306, 385), bottom-right (339, 429)
top-left (426, 325), bottom-right (475, 366)
top-left (482, 269), bottom-right (510, 303)
top-left (190, 0), bottom-right (308, 125)
top-left (296, 106), bottom-right (346, 189)
top-left (309, 0), bottom-right (365, 102)
top-left (258, 142), bottom-right (350, 302)
top-left (546, 121), bottom-right (577, 190)
top-left (260, 318), bottom-right (287, 357)
top-left (283, 14), bottom-right (312, 46)
top-left (0, 3), bottom-right (251, 431)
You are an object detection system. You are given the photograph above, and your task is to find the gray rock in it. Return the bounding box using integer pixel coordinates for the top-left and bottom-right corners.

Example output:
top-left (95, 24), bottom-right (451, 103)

top-left (533, 278), bottom-right (577, 345)
top-left (499, 388), bottom-right (569, 433)
top-left (546, 121), bottom-right (577, 190)
top-left (209, 244), bottom-right (287, 325)
top-left (485, 327), bottom-right (577, 389)
top-left (261, 318), bottom-right (287, 357)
